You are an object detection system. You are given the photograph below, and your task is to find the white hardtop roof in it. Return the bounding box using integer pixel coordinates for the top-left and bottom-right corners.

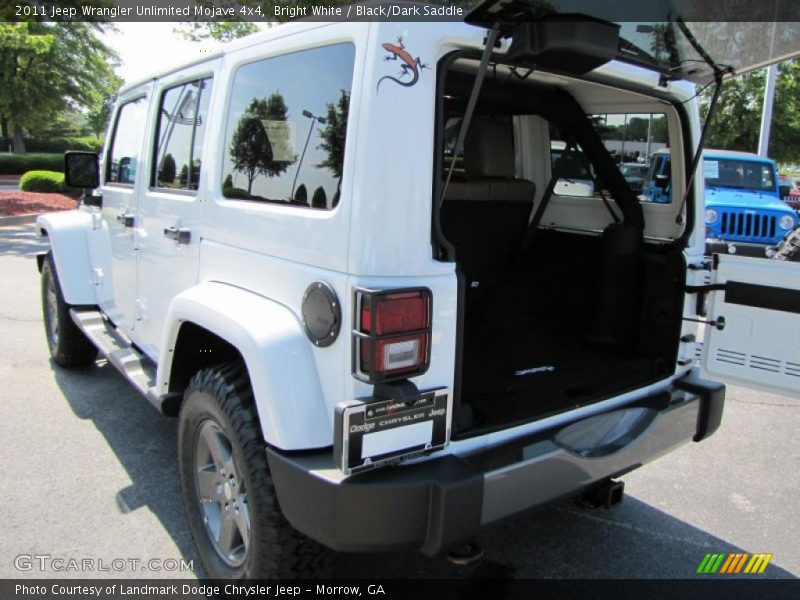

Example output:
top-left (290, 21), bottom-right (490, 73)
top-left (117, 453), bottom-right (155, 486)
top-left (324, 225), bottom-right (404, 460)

top-left (703, 149), bottom-right (764, 159)
top-left (118, 15), bottom-right (696, 104)
top-left (118, 19), bottom-right (335, 94)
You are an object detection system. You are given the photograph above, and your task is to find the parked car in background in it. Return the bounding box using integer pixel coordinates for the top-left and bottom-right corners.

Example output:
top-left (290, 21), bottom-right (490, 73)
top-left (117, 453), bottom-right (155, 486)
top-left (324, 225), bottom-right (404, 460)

top-left (642, 151), bottom-right (671, 203)
top-left (644, 149), bottom-right (798, 256)
top-left (550, 141), bottom-right (595, 197)
top-left (778, 173), bottom-right (800, 210)
top-left (703, 150), bottom-right (798, 256)
top-left (620, 162), bottom-right (649, 194)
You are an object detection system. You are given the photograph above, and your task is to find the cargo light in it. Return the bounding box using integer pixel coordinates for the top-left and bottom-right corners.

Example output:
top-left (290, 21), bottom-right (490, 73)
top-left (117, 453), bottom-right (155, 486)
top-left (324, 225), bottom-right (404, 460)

top-left (353, 288), bottom-right (431, 383)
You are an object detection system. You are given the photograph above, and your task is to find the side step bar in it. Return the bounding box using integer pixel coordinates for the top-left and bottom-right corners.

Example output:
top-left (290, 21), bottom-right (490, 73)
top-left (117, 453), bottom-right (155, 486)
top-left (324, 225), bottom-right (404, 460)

top-left (69, 309), bottom-right (180, 415)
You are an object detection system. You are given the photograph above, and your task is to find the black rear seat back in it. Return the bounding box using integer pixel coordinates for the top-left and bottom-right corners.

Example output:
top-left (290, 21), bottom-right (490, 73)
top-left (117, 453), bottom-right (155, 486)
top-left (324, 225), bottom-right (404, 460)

top-left (441, 117), bottom-right (535, 303)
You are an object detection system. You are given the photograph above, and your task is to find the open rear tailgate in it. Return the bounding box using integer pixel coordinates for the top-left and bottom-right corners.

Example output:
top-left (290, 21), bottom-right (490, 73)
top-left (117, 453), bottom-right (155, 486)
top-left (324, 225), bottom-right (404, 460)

top-left (465, 0), bottom-right (800, 83)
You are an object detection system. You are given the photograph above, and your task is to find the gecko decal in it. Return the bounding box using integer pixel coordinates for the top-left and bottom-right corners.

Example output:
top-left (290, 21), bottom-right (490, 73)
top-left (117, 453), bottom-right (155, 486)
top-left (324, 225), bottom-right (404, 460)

top-left (377, 37), bottom-right (428, 92)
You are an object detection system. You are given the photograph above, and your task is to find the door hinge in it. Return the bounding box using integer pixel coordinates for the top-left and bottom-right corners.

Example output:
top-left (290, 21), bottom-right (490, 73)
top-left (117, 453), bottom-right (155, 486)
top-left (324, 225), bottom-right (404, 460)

top-left (687, 257), bottom-right (714, 271)
top-left (90, 267), bottom-right (103, 286)
top-left (685, 283), bottom-right (727, 317)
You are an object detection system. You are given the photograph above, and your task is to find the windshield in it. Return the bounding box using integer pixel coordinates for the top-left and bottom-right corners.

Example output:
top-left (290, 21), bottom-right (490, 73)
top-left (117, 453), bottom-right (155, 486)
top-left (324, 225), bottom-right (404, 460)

top-left (621, 164), bottom-right (648, 178)
top-left (703, 158), bottom-right (775, 192)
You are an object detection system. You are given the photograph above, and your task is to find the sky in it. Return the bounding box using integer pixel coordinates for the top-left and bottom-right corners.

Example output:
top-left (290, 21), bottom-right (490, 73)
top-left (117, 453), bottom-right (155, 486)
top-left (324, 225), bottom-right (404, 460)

top-left (99, 22), bottom-right (225, 85)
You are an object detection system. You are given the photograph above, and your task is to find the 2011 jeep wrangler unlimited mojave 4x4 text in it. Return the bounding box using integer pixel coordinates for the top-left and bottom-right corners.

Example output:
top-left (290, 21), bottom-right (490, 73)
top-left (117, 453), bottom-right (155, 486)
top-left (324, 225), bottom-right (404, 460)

top-left (37, 3), bottom-right (800, 580)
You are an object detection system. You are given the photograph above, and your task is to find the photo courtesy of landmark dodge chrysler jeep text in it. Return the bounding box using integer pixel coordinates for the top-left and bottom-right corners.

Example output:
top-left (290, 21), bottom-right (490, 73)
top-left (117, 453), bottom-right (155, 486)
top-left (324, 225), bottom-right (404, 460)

top-left (36, 1), bottom-right (800, 579)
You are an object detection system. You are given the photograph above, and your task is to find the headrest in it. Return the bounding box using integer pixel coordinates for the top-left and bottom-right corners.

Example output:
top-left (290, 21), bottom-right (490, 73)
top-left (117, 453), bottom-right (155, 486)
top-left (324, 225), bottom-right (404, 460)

top-left (464, 117), bottom-right (515, 178)
top-left (554, 154), bottom-right (587, 180)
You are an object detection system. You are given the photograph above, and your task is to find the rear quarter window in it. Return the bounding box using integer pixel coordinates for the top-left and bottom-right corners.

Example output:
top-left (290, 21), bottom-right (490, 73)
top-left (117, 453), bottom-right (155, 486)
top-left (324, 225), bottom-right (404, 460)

top-left (221, 43), bottom-right (355, 210)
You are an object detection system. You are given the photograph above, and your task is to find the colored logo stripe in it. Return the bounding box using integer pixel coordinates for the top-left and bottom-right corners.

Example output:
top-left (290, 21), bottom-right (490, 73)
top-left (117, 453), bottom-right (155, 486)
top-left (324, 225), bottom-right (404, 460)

top-left (697, 552), bottom-right (772, 574)
top-left (744, 553), bottom-right (773, 574)
top-left (719, 553), bottom-right (749, 573)
top-left (697, 553), bottom-right (725, 574)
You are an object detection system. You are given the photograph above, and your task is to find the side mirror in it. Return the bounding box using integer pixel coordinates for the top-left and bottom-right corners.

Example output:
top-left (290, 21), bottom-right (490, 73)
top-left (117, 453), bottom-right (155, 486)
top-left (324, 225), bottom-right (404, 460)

top-left (655, 173), bottom-right (670, 191)
top-left (65, 151), bottom-right (102, 208)
top-left (64, 151), bottom-right (100, 189)
top-left (779, 184), bottom-right (791, 199)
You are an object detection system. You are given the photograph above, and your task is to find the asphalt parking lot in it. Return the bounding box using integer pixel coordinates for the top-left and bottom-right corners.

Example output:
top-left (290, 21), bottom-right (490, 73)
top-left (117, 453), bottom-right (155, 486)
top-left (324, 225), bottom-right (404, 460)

top-left (0, 221), bottom-right (797, 580)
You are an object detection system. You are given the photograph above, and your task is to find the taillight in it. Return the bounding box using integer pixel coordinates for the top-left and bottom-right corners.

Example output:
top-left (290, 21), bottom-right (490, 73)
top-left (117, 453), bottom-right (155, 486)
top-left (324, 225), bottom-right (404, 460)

top-left (353, 288), bottom-right (432, 383)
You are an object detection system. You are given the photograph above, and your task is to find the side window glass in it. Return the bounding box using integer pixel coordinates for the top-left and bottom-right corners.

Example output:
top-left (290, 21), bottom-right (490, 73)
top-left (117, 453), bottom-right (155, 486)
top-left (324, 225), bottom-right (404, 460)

top-left (154, 78), bottom-right (213, 191)
top-left (222, 43), bottom-right (355, 209)
top-left (190, 79), bottom-right (213, 189)
top-left (551, 113), bottom-right (671, 201)
top-left (107, 97), bottom-right (147, 185)
top-left (760, 165), bottom-right (775, 190)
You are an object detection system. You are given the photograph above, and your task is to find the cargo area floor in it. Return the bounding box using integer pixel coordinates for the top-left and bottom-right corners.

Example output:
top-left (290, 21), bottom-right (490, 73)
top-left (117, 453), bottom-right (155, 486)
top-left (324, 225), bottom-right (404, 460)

top-left (460, 323), bottom-right (657, 430)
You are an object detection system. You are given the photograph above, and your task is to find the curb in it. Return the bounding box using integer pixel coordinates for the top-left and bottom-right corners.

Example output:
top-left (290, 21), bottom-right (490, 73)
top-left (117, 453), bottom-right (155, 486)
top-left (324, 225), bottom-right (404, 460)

top-left (0, 214), bottom-right (38, 226)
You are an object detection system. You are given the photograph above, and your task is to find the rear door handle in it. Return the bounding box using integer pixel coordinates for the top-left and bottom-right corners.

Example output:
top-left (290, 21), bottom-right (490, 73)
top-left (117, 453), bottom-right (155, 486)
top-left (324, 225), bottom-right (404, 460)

top-left (164, 226), bottom-right (191, 245)
top-left (116, 212), bottom-right (135, 227)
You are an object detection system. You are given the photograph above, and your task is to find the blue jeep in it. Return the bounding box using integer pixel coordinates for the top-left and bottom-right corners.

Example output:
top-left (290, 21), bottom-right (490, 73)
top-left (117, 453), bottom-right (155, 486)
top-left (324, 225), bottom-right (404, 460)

top-left (644, 149), bottom-right (798, 257)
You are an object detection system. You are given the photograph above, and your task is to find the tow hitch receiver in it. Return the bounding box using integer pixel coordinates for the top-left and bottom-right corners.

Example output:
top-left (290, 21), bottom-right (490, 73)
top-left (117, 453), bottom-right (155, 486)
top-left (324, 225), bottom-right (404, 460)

top-left (580, 479), bottom-right (625, 510)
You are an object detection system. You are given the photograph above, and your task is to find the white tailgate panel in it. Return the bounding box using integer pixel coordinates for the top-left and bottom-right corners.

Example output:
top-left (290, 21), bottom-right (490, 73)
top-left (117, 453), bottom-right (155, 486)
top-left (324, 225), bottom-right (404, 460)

top-left (702, 254), bottom-right (800, 398)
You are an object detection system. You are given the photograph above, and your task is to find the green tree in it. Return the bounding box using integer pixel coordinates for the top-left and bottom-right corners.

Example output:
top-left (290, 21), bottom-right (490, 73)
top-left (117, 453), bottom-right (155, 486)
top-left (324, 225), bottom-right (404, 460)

top-left (650, 115), bottom-right (669, 144)
top-left (86, 75), bottom-right (123, 140)
top-left (700, 59), bottom-right (800, 164)
top-left (622, 117), bottom-right (650, 142)
top-left (700, 70), bottom-right (763, 154)
top-left (317, 89), bottom-right (349, 179)
top-left (178, 163), bottom-right (189, 187)
top-left (0, 22), bottom-right (119, 153)
top-left (311, 186), bottom-right (327, 209)
top-left (159, 153), bottom-right (177, 184)
top-left (293, 183), bottom-right (308, 205)
top-left (229, 94), bottom-right (294, 195)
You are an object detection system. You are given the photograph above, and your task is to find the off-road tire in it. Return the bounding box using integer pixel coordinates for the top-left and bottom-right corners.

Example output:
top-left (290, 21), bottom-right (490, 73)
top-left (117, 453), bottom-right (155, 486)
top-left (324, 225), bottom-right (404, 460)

top-left (178, 362), bottom-right (332, 579)
top-left (40, 252), bottom-right (98, 368)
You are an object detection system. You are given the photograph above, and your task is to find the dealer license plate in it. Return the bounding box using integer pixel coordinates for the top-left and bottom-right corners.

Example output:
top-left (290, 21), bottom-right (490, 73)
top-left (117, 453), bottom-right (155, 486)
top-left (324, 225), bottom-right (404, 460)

top-left (334, 389), bottom-right (451, 475)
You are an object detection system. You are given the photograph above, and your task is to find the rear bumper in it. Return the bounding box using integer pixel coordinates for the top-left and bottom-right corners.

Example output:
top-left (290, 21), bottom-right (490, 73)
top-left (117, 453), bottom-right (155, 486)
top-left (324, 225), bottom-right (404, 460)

top-left (266, 371), bottom-right (724, 555)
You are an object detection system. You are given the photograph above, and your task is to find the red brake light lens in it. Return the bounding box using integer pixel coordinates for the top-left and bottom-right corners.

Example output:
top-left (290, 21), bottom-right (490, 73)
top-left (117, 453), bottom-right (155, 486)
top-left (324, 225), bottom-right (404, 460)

top-left (354, 289), bottom-right (431, 383)
top-left (361, 291), bottom-right (430, 335)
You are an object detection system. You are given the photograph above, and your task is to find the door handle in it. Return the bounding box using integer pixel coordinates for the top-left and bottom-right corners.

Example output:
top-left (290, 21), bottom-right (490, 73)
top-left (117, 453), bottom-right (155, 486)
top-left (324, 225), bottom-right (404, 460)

top-left (164, 226), bottom-right (191, 245)
top-left (116, 212), bottom-right (135, 228)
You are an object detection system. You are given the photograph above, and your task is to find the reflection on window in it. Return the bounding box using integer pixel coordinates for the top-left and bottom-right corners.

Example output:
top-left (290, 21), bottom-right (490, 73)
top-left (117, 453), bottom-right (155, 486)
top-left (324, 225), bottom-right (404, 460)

top-left (154, 78), bottom-right (213, 192)
top-left (107, 97), bottom-right (147, 185)
top-left (221, 44), bottom-right (355, 209)
top-left (551, 113), bottom-right (670, 201)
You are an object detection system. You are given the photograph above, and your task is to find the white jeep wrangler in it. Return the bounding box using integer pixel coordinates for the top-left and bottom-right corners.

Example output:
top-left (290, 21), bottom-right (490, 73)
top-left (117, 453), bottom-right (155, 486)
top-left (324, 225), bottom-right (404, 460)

top-left (37, 3), bottom-right (800, 580)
